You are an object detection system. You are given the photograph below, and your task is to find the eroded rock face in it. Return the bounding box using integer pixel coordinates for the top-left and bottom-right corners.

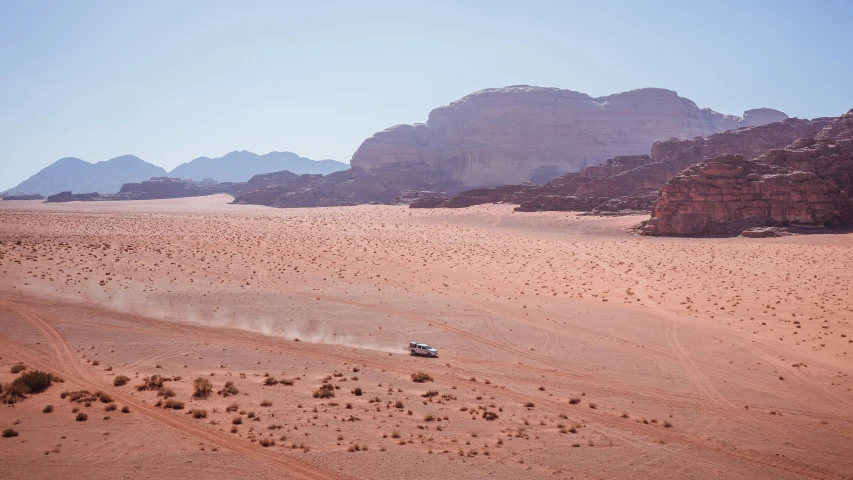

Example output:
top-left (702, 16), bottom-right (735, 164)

top-left (641, 155), bottom-right (851, 236)
top-left (433, 117), bottom-right (828, 213)
top-left (394, 190), bottom-right (448, 207)
top-left (232, 168), bottom-right (395, 208)
top-left (116, 177), bottom-right (241, 200)
top-left (46, 191), bottom-right (102, 202)
top-left (642, 111), bottom-right (853, 236)
top-left (352, 86), bottom-right (786, 190)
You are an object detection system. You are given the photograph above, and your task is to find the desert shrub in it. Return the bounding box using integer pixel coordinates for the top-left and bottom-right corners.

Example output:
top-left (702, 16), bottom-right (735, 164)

top-left (163, 399), bottom-right (184, 410)
top-left (121, 406), bottom-right (130, 413)
top-left (424, 414), bottom-right (435, 422)
top-left (113, 375), bottom-right (130, 387)
top-left (259, 438), bottom-right (275, 447)
top-left (218, 381), bottom-right (239, 397)
top-left (588, 402), bottom-right (597, 409)
top-left (157, 387), bottom-right (175, 398)
top-left (568, 397), bottom-right (581, 405)
top-left (394, 400), bottom-right (404, 409)
top-left (193, 377), bottom-right (212, 399)
top-left (0, 382), bottom-right (27, 404)
top-left (664, 421), bottom-right (673, 428)
top-left (226, 403), bottom-right (239, 413)
top-left (260, 400), bottom-right (272, 407)
top-left (95, 391), bottom-right (113, 403)
top-left (280, 378), bottom-right (295, 386)
top-left (422, 390), bottom-right (439, 398)
top-left (189, 409), bottom-right (208, 419)
top-left (2, 428), bottom-right (18, 438)
top-left (232, 416), bottom-right (242, 425)
top-left (16, 370), bottom-right (55, 394)
top-left (75, 412), bottom-right (88, 421)
top-left (43, 405), bottom-right (54, 413)
top-left (10, 364), bottom-right (26, 374)
top-left (482, 411), bottom-right (498, 421)
top-left (524, 402), bottom-right (535, 408)
top-left (411, 372), bottom-right (433, 383)
top-left (351, 387), bottom-right (363, 396)
top-left (264, 377), bottom-right (278, 386)
top-left (313, 383), bottom-right (335, 399)
top-left (136, 375), bottom-right (166, 391)
top-left (105, 403), bottom-right (117, 411)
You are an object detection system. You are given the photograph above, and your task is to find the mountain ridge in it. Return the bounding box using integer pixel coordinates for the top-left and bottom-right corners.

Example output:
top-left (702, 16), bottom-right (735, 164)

top-left (5, 151), bottom-right (348, 196)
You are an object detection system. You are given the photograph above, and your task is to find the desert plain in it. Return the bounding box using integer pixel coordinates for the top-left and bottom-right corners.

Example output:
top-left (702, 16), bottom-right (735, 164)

top-left (0, 195), bottom-right (851, 479)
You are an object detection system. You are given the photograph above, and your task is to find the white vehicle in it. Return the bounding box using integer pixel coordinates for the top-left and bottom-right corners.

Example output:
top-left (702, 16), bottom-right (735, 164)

top-left (409, 342), bottom-right (438, 357)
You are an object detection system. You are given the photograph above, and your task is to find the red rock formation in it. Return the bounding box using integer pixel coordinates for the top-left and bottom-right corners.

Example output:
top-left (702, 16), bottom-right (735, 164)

top-left (642, 111), bottom-right (853, 236)
top-left (353, 86), bottom-right (786, 190)
top-left (641, 155), bottom-right (852, 236)
top-left (431, 117), bottom-right (829, 212)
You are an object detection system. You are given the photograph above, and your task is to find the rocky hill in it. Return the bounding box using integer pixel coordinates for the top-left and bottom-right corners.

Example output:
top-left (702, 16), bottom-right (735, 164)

top-left (642, 109), bottom-right (853, 236)
top-left (352, 86), bottom-right (787, 191)
top-left (10, 156), bottom-right (168, 196)
top-left (45, 178), bottom-right (241, 203)
top-left (9, 151), bottom-right (345, 196)
top-left (419, 117), bottom-right (829, 211)
top-left (170, 151), bottom-right (348, 182)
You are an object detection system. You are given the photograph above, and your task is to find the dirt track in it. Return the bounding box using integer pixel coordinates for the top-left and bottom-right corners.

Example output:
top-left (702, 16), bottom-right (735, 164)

top-left (1, 196), bottom-right (851, 479)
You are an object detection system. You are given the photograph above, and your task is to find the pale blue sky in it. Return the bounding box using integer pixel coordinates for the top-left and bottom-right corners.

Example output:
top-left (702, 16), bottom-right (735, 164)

top-left (2, 0), bottom-right (852, 191)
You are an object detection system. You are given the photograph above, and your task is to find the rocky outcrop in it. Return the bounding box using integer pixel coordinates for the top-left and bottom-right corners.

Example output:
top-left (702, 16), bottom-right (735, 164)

top-left (394, 190), bottom-right (448, 207)
top-left (46, 191), bottom-right (102, 202)
top-left (1, 193), bottom-right (44, 200)
top-left (42, 178), bottom-right (240, 202)
top-left (116, 177), bottom-right (241, 200)
top-left (232, 168), bottom-right (395, 208)
top-left (429, 117), bottom-right (830, 213)
top-left (642, 110), bottom-right (853, 236)
top-left (352, 86), bottom-right (786, 192)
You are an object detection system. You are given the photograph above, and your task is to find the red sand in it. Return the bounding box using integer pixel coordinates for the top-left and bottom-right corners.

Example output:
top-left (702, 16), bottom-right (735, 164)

top-left (0, 195), bottom-right (851, 479)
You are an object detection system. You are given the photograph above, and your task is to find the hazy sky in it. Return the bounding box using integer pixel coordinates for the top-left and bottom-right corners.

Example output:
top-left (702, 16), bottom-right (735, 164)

top-left (2, 0), bottom-right (852, 191)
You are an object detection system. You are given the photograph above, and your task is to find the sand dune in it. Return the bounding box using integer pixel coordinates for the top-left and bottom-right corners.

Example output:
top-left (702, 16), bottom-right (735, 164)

top-left (0, 195), bottom-right (851, 479)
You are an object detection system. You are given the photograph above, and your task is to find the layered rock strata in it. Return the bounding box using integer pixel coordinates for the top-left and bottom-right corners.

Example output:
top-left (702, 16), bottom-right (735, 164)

top-left (430, 117), bottom-right (830, 213)
top-left (642, 110), bottom-right (853, 236)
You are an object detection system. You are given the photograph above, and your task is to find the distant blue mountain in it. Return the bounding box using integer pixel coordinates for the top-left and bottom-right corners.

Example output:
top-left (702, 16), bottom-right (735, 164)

top-left (170, 151), bottom-right (348, 182)
top-left (9, 155), bottom-right (167, 196)
top-left (7, 151), bottom-right (348, 195)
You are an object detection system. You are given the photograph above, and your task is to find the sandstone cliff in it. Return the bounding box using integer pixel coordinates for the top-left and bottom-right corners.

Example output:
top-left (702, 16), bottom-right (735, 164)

top-left (642, 110), bottom-right (853, 236)
top-left (352, 86), bottom-right (787, 191)
top-left (434, 117), bottom-right (829, 212)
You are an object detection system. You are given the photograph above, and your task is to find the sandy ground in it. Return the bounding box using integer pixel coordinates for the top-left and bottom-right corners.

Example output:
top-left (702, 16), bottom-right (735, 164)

top-left (0, 194), bottom-right (851, 480)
